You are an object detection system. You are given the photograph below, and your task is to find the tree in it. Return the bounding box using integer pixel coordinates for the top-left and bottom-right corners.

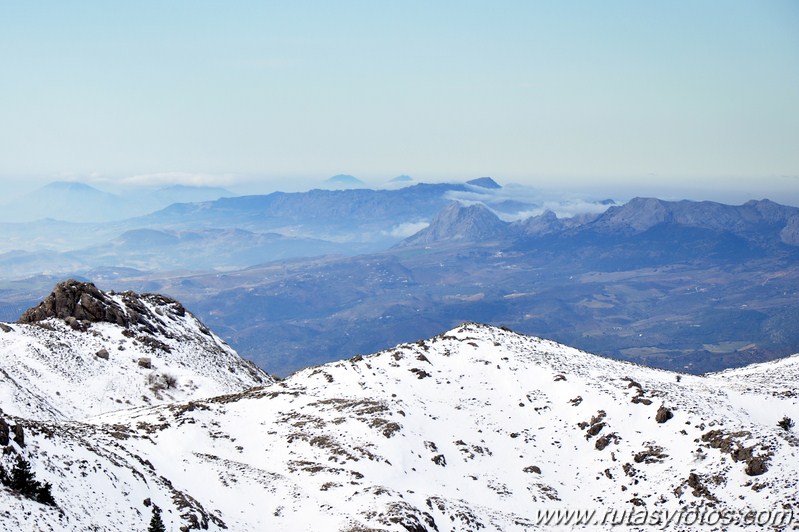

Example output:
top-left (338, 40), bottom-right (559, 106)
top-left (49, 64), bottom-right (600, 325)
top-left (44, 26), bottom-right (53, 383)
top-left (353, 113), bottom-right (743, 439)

top-left (148, 505), bottom-right (166, 532)
top-left (9, 456), bottom-right (36, 493)
top-left (3, 456), bottom-right (56, 506)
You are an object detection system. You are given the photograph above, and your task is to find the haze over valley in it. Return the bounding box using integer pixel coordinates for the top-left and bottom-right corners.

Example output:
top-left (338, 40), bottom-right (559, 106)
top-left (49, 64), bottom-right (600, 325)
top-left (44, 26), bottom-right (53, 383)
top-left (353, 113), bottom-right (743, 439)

top-left (1, 177), bottom-right (797, 377)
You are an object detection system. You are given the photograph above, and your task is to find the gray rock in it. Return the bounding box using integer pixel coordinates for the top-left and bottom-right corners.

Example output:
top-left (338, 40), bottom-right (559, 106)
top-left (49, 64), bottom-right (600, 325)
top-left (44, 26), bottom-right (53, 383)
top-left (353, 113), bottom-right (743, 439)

top-left (13, 423), bottom-right (24, 447)
top-left (0, 417), bottom-right (9, 446)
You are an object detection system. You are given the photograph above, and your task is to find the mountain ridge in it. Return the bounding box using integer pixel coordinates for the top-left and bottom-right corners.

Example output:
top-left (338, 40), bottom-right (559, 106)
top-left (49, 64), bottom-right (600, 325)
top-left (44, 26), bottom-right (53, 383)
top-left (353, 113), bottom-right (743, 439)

top-left (0, 316), bottom-right (797, 530)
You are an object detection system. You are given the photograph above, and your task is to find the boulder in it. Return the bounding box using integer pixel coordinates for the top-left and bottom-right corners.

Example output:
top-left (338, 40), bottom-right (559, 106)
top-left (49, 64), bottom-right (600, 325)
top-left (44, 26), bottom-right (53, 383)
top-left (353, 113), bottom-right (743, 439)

top-left (655, 406), bottom-right (673, 423)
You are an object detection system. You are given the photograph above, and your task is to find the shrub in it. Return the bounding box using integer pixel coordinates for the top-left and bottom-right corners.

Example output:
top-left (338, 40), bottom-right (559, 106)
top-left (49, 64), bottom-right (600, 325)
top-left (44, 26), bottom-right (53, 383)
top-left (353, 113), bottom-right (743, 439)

top-left (778, 416), bottom-right (795, 432)
top-left (162, 373), bottom-right (178, 389)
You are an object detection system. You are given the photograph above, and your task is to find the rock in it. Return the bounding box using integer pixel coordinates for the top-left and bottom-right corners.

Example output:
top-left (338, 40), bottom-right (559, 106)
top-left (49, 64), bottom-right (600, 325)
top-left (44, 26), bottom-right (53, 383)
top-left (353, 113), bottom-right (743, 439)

top-left (0, 324), bottom-right (12, 333)
top-left (745, 457), bottom-right (768, 476)
top-left (523, 465), bottom-right (542, 474)
top-left (0, 418), bottom-right (8, 446)
top-left (18, 280), bottom-right (129, 326)
top-left (655, 406), bottom-right (673, 423)
top-left (64, 316), bottom-right (88, 331)
top-left (687, 472), bottom-right (712, 499)
top-left (13, 424), bottom-right (24, 447)
top-left (138, 357), bottom-right (152, 369)
top-left (586, 422), bottom-right (606, 438)
top-left (17, 280), bottom-right (190, 338)
top-left (96, 348), bottom-right (110, 360)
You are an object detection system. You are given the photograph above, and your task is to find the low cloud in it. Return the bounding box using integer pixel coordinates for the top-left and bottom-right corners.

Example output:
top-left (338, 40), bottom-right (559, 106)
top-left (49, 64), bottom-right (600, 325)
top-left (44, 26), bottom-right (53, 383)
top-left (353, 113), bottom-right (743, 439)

top-left (505, 200), bottom-right (613, 221)
top-left (119, 172), bottom-right (238, 188)
top-left (387, 222), bottom-right (430, 238)
top-left (444, 184), bottom-right (614, 221)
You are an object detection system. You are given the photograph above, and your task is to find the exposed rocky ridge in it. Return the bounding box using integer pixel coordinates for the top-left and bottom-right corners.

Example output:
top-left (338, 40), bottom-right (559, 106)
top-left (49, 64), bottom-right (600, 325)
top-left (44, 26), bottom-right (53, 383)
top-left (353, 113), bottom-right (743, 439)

top-left (0, 323), bottom-right (797, 530)
top-left (18, 279), bottom-right (185, 334)
top-left (585, 197), bottom-right (799, 244)
top-left (400, 197), bottom-right (799, 249)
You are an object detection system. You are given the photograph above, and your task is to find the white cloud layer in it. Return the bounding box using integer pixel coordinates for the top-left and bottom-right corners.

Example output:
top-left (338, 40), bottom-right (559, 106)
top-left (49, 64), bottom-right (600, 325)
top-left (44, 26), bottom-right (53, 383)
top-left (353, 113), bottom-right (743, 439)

top-left (119, 172), bottom-right (238, 188)
top-left (387, 222), bottom-right (430, 238)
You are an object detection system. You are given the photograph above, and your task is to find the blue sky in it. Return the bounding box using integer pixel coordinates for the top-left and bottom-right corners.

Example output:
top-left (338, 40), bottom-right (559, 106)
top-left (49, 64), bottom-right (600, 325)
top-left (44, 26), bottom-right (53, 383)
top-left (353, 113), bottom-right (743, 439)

top-left (1, 1), bottom-right (798, 201)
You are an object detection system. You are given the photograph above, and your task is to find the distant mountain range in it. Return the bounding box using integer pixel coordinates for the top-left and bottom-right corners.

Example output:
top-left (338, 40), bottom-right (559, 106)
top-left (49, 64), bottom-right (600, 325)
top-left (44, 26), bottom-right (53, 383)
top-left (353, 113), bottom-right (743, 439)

top-left (404, 197), bottom-right (799, 249)
top-left (1, 186), bottom-right (798, 378)
top-left (0, 180), bottom-right (551, 272)
top-left (114, 197), bottom-right (798, 376)
top-left (1, 286), bottom-right (797, 530)
top-left (0, 181), bottom-right (234, 223)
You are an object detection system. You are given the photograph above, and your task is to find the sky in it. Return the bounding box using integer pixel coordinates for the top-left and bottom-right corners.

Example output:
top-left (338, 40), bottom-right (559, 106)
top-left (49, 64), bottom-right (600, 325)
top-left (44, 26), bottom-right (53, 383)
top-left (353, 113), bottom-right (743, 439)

top-left (1, 1), bottom-right (798, 203)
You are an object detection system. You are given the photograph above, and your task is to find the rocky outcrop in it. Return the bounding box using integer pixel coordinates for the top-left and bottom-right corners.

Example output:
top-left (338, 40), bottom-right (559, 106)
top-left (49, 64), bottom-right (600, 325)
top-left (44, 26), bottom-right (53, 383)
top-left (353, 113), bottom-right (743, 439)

top-left (18, 280), bottom-right (130, 326)
top-left (17, 280), bottom-right (186, 336)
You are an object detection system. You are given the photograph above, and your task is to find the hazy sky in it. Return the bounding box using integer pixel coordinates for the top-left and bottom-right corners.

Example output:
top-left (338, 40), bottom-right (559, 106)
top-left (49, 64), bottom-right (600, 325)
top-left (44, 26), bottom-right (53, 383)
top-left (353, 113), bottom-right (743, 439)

top-left (1, 1), bottom-right (798, 201)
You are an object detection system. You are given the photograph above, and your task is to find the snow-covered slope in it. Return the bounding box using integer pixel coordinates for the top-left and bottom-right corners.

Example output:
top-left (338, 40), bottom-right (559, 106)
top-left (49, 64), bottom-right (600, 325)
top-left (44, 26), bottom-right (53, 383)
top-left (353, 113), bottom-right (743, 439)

top-left (2, 321), bottom-right (798, 531)
top-left (0, 280), bottom-right (270, 420)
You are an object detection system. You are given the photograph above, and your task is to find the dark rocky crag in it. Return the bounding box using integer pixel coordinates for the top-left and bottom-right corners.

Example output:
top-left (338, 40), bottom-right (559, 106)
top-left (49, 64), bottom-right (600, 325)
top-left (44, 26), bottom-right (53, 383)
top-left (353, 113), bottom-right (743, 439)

top-left (18, 279), bottom-right (186, 336)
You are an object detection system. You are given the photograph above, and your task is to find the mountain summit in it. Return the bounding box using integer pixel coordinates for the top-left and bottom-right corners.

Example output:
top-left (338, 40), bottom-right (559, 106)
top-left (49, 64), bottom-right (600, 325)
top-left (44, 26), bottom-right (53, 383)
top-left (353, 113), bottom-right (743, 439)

top-left (400, 202), bottom-right (508, 246)
top-left (466, 176), bottom-right (502, 189)
top-left (323, 174), bottom-right (366, 188)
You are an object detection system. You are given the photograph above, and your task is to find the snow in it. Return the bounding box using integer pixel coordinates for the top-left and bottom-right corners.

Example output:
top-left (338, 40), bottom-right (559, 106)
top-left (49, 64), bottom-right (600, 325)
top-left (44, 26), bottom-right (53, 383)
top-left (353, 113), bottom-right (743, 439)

top-left (1, 319), bottom-right (798, 531)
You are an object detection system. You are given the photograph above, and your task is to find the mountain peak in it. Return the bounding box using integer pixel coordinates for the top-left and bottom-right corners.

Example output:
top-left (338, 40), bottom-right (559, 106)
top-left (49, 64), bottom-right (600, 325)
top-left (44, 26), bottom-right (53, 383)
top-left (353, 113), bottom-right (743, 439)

top-left (323, 174), bottom-right (366, 188)
top-left (466, 176), bottom-right (502, 189)
top-left (517, 209), bottom-right (565, 236)
top-left (42, 181), bottom-right (106, 193)
top-left (400, 202), bottom-right (508, 246)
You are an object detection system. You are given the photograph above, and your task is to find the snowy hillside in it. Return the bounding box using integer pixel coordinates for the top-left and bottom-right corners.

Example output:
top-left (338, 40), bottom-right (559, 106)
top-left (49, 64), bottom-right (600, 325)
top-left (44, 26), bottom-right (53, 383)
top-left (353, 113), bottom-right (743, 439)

top-left (0, 280), bottom-right (270, 420)
top-left (1, 320), bottom-right (797, 530)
